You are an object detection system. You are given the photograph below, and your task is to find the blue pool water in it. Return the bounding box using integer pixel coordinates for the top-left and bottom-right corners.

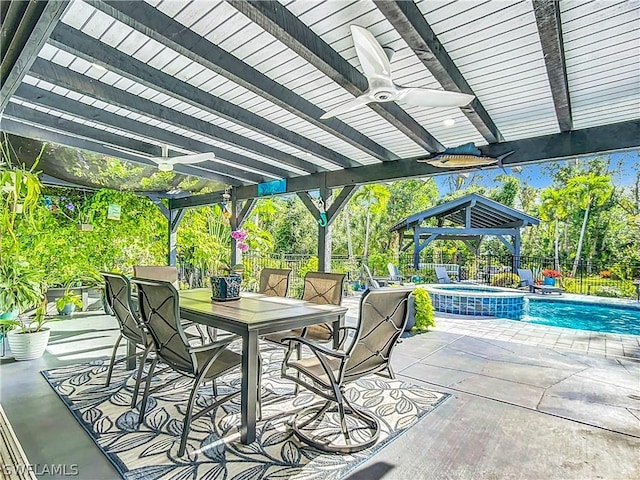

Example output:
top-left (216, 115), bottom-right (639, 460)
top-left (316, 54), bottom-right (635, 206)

top-left (523, 299), bottom-right (640, 335)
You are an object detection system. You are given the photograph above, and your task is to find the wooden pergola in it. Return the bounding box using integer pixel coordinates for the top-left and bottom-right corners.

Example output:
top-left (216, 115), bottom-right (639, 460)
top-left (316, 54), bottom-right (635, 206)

top-left (1, 1), bottom-right (638, 270)
top-left (390, 193), bottom-right (540, 269)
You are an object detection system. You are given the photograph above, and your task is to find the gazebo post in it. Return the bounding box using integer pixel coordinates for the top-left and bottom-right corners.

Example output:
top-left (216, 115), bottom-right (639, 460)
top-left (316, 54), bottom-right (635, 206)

top-left (513, 231), bottom-right (521, 270)
top-left (413, 227), bottom-right (420, 269)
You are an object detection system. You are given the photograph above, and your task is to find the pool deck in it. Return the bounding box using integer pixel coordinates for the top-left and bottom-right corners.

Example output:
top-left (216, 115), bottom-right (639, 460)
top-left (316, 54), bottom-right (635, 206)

top-left (1, 293), bottom-right (639, 479)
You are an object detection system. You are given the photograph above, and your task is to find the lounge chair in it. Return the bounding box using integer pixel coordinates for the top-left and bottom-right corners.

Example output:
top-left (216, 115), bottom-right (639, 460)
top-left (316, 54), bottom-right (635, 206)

top-left (387, 263), bottom-right (401, 283)
top-left (362, 264), bottom-right (381, 289)
top-left (434, 266), bottom-right (457, 284)
top-left (517, 269), bottom-right (562, 295)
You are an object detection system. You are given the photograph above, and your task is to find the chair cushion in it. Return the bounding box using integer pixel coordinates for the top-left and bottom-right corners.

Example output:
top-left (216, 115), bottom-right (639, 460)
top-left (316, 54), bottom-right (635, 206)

top-left (289, 355), bottom-right (343, 388)
top-left (195, 349), bottom-right (242, 379)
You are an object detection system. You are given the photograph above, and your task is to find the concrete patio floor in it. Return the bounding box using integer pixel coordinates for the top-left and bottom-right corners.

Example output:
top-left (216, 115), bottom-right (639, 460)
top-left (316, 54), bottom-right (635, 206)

top-left (1, 296), bottom-right (639, 479)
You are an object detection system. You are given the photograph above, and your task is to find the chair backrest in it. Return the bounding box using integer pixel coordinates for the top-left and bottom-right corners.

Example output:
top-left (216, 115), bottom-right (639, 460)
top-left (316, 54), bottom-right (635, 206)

top-left (434, 266), bottom-right (451, 283)
top-left (101, 272), bottom-right (145, 345)
top-left (517, 269), bottom-right (535, 287)
top-left (133, 266), bottom-right (179, 288)
top-left (387, 263), bottom-right (401, 280)
top-left (259, 268), bottom-right (292, 297)
top-left (130, 278), bottom-right (195, 375)
top-left (302, 272), bottom-right (345, 306)
top-left (344, 288), bottom-right (412, 381)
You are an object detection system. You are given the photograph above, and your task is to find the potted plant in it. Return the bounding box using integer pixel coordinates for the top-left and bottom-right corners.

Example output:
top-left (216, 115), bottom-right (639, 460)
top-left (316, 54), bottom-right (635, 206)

top-left (55, 285), bottom-right (83, 315)
top-left (541, 269), bottom-right (562, 286)
top-left (211, 264), bottom-right (244, 301)
top-left (2, 297), bottom-right (52, 360)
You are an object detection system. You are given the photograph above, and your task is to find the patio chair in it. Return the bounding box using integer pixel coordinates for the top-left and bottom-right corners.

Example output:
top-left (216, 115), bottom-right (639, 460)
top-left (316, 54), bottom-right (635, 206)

top-left (263, 272), bottom-right (345, 393)
top-left (102, 273), bottom-right (208, 408)
top-left (281, 287), bottom-right (412, 453)
top-left (101, 273), bottom-right (152, 394)
top-left (517, 269), bottom-right (562, 295)
top-left (264, 271), bottom-right (346, 343)
top-left (134, 265), bottom-right (207, 339)
top-left (387, 263), bottom-right (403, 284)
top-left (258, 268), bottom-right (292, 297)
top-left (434, 266), bottom-right (456, 284)
top-left (132, 278), bottom-right (260, 457)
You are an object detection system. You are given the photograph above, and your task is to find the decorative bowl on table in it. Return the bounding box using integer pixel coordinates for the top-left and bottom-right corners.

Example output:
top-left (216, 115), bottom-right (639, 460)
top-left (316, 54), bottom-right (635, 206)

top-left (211, 275), bottom-right (242, 301)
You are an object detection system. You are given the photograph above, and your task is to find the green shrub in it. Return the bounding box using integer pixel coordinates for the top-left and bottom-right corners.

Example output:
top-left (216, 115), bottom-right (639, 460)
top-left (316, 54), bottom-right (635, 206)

top-left (491, 272), bottom-right (520, 288)
top-left (412, 287), bottom-right (435, 332)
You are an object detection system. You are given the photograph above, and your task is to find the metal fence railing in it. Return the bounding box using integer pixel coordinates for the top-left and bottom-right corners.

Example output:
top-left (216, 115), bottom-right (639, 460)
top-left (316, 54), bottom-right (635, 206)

top-left (179, 252), bottom-right (640, 299)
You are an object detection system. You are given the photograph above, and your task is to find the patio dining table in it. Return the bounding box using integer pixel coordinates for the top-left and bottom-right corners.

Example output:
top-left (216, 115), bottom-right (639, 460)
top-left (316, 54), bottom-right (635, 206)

top-left (177, 288), bottom-right (348, 444)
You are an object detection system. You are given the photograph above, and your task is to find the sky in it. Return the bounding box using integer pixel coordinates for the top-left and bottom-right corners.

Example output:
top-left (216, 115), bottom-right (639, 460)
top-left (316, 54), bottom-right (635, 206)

top-left (433, 149), bottom-right (639, 194)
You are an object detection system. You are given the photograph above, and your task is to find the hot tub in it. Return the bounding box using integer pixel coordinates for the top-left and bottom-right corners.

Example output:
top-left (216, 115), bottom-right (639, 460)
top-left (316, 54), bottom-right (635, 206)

top-left (424, 284), bottom-right (526, 319)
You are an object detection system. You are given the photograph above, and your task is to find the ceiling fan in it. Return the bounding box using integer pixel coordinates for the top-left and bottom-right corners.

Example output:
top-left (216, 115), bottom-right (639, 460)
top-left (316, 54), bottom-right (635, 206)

top-left (320, 25), bottom-right (475, 119)
top-left (151, 145), bottom-right (214, 172)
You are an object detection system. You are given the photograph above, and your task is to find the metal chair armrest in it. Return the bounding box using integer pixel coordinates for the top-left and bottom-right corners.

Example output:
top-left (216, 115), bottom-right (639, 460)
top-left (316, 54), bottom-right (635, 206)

top-left (188, 334), bottom-right (241, 353)
top-left (336, 326), bottom-right (357, 349)
top-left (282, 336), bottom-right (347, 359)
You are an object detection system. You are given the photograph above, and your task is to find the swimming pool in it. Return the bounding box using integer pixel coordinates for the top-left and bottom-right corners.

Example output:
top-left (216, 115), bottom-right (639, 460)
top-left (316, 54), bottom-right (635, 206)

top-left (523, 298), bottom-right (640, 335)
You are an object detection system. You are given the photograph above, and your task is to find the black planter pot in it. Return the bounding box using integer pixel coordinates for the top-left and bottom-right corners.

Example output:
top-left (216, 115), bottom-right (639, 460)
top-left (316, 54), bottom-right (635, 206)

top-left (404, 295), bottom-right (416, 331)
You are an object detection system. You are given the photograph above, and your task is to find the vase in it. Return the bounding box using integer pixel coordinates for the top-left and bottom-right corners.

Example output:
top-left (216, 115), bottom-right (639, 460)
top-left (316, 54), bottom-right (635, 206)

top-left (211, 275), bottom-right (242, 301)
top-left (58, 304), bottom-right (76, 315)
top-left (7, 328), bottom-right (50, 360)
top-left (543, 277), bottom-right (557, 286)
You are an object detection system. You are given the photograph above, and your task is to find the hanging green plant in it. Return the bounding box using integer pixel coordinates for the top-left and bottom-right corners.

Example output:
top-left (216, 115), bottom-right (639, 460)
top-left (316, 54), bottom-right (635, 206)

top-left (0, 138), bottom-right (45, 250)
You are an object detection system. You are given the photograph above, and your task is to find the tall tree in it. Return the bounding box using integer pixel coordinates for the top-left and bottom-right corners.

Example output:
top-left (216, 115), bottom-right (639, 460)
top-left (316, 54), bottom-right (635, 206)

top-left (567, 173), bottom-right (613, 276)
top-left (491, 174), bottom-right (520, 207)
top-left (352, 184), bottom-right (390, 259)
top-left (539, 188), bottom-right (570, 271)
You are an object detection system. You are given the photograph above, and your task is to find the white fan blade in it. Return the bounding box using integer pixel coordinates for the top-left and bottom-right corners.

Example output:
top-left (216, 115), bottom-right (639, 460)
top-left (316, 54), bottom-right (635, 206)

top-left (320, 95), bottom-right (372, 119)
top-left (350, 25), bottom-right (393, 84)
top-left (395, 87), bottom-right (474, 108)
top-left (165, 152), bottom-right (215, 165)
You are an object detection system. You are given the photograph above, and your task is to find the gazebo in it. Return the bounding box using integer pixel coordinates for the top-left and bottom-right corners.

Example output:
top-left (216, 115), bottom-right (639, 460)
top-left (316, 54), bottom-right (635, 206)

top-left (390, 193), bottom-right (540, 269)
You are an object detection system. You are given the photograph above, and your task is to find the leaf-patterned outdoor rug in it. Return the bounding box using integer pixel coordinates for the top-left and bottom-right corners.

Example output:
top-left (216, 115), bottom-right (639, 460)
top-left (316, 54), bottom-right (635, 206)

top-left (42, 347), bottom-right (449, 480)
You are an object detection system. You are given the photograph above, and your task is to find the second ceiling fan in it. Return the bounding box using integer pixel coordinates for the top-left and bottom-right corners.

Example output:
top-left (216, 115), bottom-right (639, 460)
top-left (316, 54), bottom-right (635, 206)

top-left (151, 145), bottom-right (214, 172)
top-left (321, 25), bottom-right (474, 119)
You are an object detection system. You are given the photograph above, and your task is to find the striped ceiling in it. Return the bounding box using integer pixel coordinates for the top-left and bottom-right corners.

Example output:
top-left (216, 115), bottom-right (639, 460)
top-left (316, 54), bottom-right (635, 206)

top-left (1, 0), bottom-right (638, 190)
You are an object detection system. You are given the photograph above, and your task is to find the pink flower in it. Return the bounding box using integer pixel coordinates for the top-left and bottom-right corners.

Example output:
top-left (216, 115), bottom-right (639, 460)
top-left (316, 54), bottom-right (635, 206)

top-left (237, 242), bottom-right (249, 253)
top-left (231, 229), bottom-right (248, 241)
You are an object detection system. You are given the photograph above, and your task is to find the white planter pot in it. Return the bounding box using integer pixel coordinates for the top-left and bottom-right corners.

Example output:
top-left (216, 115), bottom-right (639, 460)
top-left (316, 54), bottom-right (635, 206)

top-left (7, 328), bottom-right (50, 361)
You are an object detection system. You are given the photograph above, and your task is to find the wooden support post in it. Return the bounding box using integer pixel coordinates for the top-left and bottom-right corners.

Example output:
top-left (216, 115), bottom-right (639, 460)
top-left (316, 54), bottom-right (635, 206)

top-left (298, 182), bottom-right (356, 273)
top-left (168, 208), bottom-right (184, 266)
